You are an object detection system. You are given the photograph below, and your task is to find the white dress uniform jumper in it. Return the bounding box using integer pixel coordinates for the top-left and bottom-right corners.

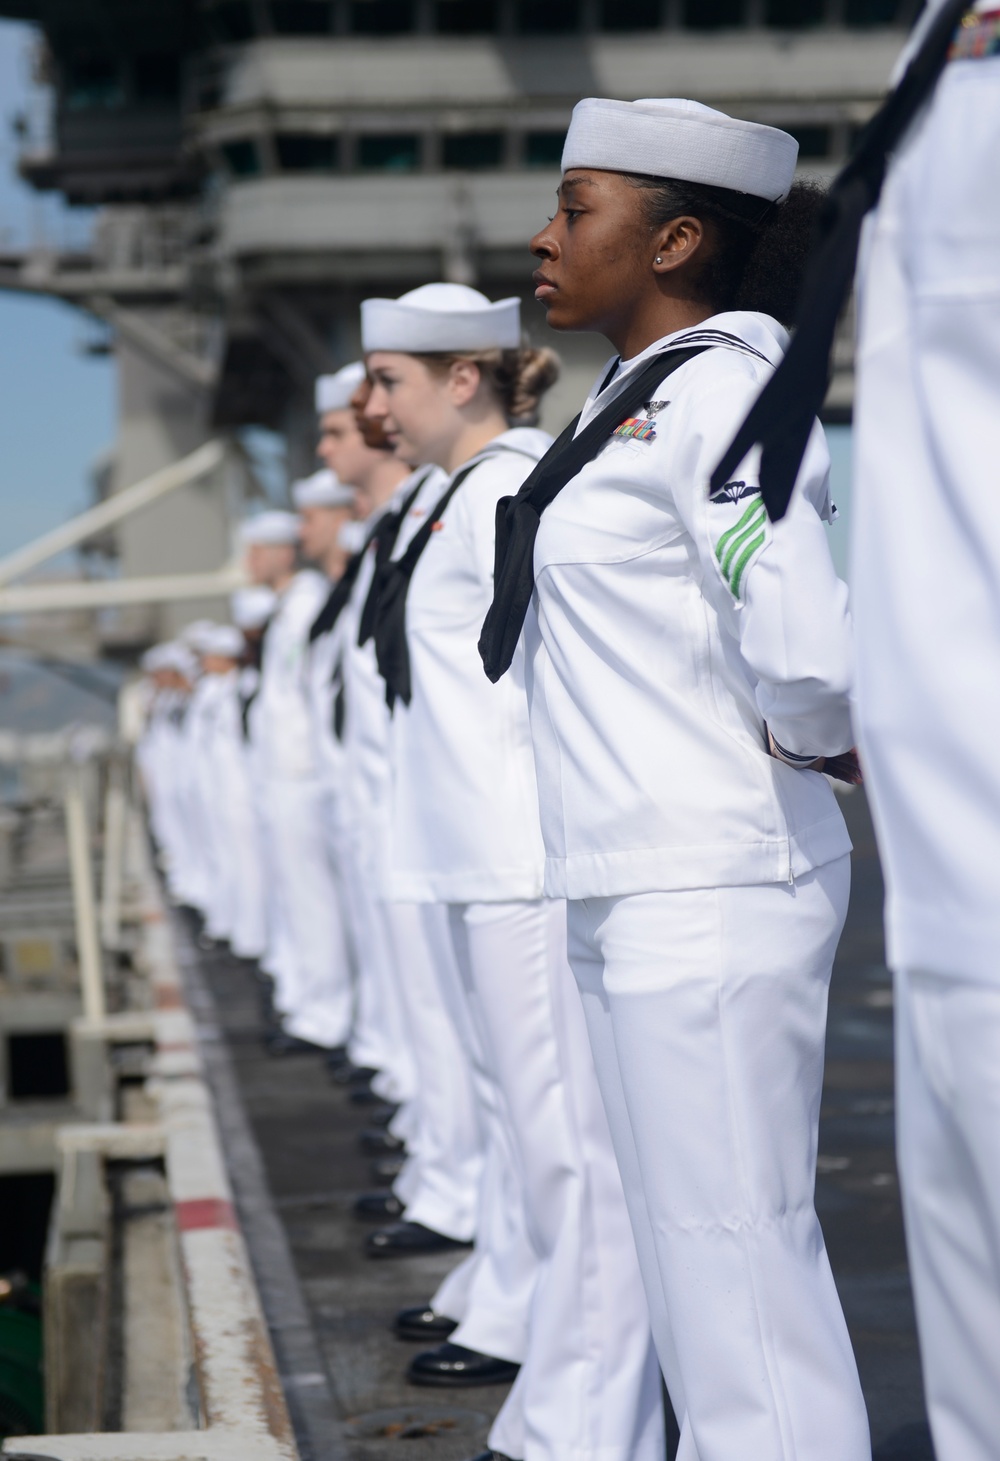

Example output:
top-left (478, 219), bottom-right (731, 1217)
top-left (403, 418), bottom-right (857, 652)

top-left (363, 273), bottom-right (662, 1460)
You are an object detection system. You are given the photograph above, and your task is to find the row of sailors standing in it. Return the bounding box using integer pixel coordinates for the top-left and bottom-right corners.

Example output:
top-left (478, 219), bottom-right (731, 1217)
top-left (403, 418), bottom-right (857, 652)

top-left (138, 93), bottom-right (878, 1461)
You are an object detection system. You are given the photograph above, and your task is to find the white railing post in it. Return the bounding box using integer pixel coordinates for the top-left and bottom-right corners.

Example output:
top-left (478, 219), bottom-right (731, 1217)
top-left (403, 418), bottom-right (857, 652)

top-left (100, 757), bottom-right (127, 952)
top-left (65, 763), bottom-right (106, 1023)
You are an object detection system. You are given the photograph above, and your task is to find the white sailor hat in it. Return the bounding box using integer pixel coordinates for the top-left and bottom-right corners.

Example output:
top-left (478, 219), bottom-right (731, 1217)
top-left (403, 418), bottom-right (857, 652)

top-left (562, 98), bottom-right (799, 204)
top-left (315, 362), bottom-right (366, 414)
top-left (238, 510), bottom-right (301, 546)
top-left (231, 585), bottom-right (277, 631)
top-left (199, 623), bottom-right (245, 659)
top-left (361, 283), bottom-right (521, 354)
top-left (291, 469), bottom-right (355, 510)
top-left (178, 619), bottom-right (219, 653)
top-left (148, 641), bottom-right (199, 679)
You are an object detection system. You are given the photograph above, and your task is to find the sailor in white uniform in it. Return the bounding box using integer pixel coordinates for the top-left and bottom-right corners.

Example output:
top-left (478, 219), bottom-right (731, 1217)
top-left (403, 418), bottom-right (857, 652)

top-left (364, 283), bottom-right (662, 1461)
top-left (312, 366), bottom-right (484, 1258)
top-left (188, 623), bottom-right (250, 949)
top-left (137, 642), bottom-right (198, 888)
top-left (849, 8), bottom-right (1000, 1456)
top-left (480, 98), bottom-right (870, 1461)
top-left (224, 586), bottom-right (276, 963)
top-left (308, 367), bottom-right (419, 1101)
top-left (242, 509), bottom-right (354, 1056)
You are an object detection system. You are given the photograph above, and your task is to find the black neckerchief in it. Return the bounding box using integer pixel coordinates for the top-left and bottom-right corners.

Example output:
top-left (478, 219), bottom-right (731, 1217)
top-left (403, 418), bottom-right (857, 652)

top-left (357, 469), bottom-right (435, 648)
top-left (308, 536), bottom-right (373, 645)
top-left (478, 344), bottom-right (710, 683)
top-left (711, 0), bottom-right (970, 521)
top-left (373, 447), bottom-right (527, 710)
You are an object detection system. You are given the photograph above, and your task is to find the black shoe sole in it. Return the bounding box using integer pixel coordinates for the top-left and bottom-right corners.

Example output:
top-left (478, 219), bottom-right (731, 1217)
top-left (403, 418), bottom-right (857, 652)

top-left (407, 1367), bottom-right (518, 1389)
top-left (395, 1322), bottom-right (459, 1343)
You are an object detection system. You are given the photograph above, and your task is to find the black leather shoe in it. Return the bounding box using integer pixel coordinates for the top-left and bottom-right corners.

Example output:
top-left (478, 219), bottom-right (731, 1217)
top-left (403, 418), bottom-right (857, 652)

top-left (265, 1030), bottom-right (328, 1057)
top-left (394, 1305), bottom-right (459, 1342)
top-left (360, 1128), bottom-right (406, 1155)
top-left (407, 1342), bottom-right (519, 1388)
top-left (348, 1084), bottom-right (381, 1105)
top-left (368, 1103), bottom-right (399, 1127)
top-left (331, 1062), bottom-right (379, 1086)
top-left (325, 1044), bottom-right (349, 1072)
top-left (371, 1155), bottom-right (406, 1185)
top-left (354, 1191), bottom-right (405, 1221)
top-left (366, 1222), bottom-right (473, 1258)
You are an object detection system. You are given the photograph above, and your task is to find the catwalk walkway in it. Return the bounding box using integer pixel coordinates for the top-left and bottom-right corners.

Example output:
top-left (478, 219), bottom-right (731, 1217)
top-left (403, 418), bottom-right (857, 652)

top-left (178, 789), bottom-right (933, 1461)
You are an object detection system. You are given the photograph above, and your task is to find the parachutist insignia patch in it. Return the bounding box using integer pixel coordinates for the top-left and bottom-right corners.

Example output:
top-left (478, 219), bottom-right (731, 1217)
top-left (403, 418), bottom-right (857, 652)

top-left (642, 400), bottom-right (670, 417)
top-left (709, 479), bottom-right (761, 506)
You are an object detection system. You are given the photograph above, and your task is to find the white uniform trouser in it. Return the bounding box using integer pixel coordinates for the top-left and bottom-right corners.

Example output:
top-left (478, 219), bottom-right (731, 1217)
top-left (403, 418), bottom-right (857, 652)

top-left (222, 743), bottom-right (268, 961)
top-left (568, 856), bottom-right (871, 1461)
top-left (895, 970), bottom-right (1000, 1461)
top-left (438, 899), bottom-right (663, 1461)
top-left (381, 901), bottom-right (481, 1240)
top-left (417, 901), bottom-right (537, 1362)
top-left (333, 805), bottom-right (417, 1105)
top-left (258, 775), bottom-right (353, 1049)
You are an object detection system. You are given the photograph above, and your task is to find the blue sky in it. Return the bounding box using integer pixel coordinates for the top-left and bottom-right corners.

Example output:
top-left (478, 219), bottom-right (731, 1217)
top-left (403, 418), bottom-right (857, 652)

top-left (0, 20), bottom-right (116, 563)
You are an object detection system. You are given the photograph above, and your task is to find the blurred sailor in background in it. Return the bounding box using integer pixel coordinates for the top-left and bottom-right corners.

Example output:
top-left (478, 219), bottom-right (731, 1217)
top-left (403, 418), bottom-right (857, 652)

top-left (241, 509), bottom-right (353, 1058)
top-left (849, 7), bottom-right (1000, 1457)
top-left (363, 283), bottom-right (662, 1461)
top-left (306, 378), bottom-right (415, 1099)
top-left (189, 623), bottom-right (249, 951)
top-left (227, 585), bottom-right (277, 964)
top-left (136, 641), bottom-right (198, 894)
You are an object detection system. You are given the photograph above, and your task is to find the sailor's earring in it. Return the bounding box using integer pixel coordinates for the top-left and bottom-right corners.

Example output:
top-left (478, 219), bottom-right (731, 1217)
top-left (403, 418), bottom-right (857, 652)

top-left (654, 255), bottom-right (663, 264)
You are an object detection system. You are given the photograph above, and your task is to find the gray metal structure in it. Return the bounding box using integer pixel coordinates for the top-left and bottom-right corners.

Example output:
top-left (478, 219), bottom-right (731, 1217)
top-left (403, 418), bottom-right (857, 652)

top-left (0, 0), bottom-right (912, 648)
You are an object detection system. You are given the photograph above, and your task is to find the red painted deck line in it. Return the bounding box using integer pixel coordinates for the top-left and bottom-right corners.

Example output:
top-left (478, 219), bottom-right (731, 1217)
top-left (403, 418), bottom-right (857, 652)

top-left (175, 1197), bottom-right (238, 1233)
top-left (154, 985), bottom-right (184, 1009)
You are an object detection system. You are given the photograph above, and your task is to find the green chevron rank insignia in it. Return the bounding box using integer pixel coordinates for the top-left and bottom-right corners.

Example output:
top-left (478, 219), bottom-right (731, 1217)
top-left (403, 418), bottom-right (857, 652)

top-left (714, 495), bottom-right (768, 599)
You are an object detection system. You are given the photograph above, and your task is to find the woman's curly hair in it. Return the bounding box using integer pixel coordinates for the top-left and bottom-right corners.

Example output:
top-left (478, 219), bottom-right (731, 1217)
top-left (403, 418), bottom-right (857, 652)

top-left (622, 173), bottom-right (826, 327)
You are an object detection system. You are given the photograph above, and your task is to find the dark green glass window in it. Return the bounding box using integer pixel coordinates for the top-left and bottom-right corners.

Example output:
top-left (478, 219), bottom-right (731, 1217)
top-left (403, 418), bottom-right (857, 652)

top-left (442, 132), bottom-right (504, 169)
top-left (785, 123), bottom-right (832, 157)
top-left (516, 0), bottom-right (580, 32)
top-left (64, 58), bottom-right (126, 111)
top-left (682, 0), bottom-right (743, 29)
top-left (349, 0), bottom-right (416, 32)
top-left (844, 0), bottom-right (900, 23)
top-left (207, 2), bottom-right (256, 41)
top-left (600, 0), bottom-right (662, 28)
top-left (222, 139), bottom-right (262, 176)
top-left (276, 133), bottom-right (339, 170)
top-left (269, 1), bottom-right (333, 32)
top-left (765, 0), bottom-right (825, 27)
top-left (435, 0), bottom-right (498, 31)
top-left (524, 130), bottom-right (565, 167)
top-left (357, 133), bottom-right (421, 170)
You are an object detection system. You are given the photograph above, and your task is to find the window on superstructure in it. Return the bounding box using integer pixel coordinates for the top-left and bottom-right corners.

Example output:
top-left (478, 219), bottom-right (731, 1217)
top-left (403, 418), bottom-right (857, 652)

top-left (442, 132), bottom-right (504, 168)
top-left (681, 0), bottom-right (744, 29)
top-left (600, 0), bottom-right (663, 28)
top-left (524, 130), bottom-right (565, 167)
top-left (64, 57), bottom-right (126, 111)
top-left (221, 138), bottom-right (262, 176)
top-left (349, 0), bottom-right (416, 31)
top-left (357, 133), bottom-right (422, 169)
top-left (844, 0), bottom-right (901, 23)
top-left (765, 0), bottom-right (825, 26)
top-left (276, 133), bottom-right (340, 169)
top-left (516, 0), bottom-right (581, 31)
top-left (206, 1), bottom-right (257, 41)
top-left (269, 1), bottom-right (334, 31)
top-left (435, 0), bottom-right (498, 30)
